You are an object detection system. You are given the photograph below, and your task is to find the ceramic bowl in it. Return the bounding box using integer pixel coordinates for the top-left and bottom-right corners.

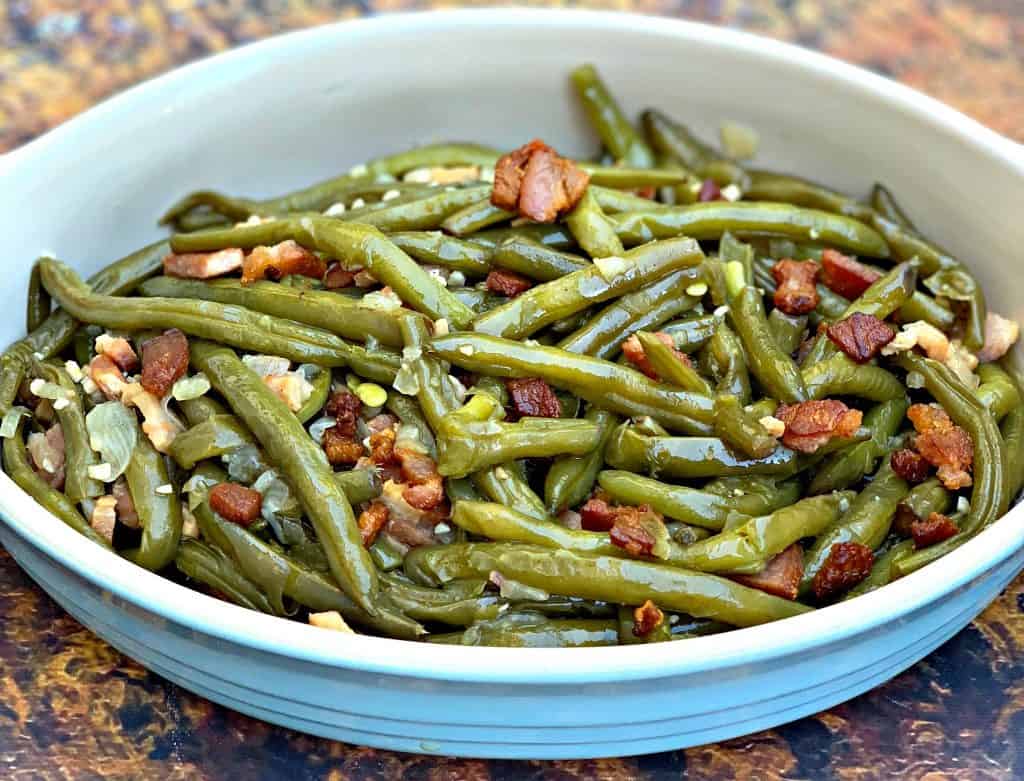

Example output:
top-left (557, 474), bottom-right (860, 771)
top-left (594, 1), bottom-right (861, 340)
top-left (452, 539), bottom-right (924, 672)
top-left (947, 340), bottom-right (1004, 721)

top-left (1, 8), bottom-right (1022, 760)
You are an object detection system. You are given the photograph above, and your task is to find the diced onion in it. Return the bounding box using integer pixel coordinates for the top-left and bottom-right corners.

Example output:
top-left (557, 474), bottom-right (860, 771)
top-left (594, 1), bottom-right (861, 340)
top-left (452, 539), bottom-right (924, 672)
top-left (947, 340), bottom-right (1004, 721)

top-left (171, 373), bottom-right (211, 402)
top-left (85, 402), bottom-right (139, 481)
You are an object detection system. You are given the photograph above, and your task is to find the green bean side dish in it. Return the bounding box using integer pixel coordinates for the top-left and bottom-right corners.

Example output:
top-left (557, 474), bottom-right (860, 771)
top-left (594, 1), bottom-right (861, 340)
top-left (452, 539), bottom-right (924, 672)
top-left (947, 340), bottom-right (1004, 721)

top-left (3, 64), bottom-right (1021, 648)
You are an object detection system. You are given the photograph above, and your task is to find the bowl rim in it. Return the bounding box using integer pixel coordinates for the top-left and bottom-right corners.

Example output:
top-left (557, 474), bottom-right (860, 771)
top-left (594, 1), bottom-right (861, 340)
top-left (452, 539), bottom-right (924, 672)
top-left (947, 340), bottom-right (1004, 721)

top-left (2, 8), bottom-right (1023, 685)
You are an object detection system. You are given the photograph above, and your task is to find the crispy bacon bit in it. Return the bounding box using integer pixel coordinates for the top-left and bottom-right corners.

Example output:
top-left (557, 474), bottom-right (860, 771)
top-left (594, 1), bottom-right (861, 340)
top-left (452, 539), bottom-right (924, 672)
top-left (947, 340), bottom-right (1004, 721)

top-left (731, 544), bottom-right (804, 600)
top-left (812, 541), bottom-right (874, 601)
top-left (209, 482), bottom-right (263, 526)
top-left (326, 389), bottom-right (362, 437)
top-left (698, 179), bottom-right (722, 202)
top-left (323, 262), bottom-right (356, 290)
top-left (772, 259), bottom-right (820, 316)
top-left (28, 424), bottom-right (65, 489)
top-left (819, 249), bottom-right (880, 299)
top-left (120, 383), bottom-right (182, 453)
top-left (609, 505), bottom-right (664, 557)
top-left (323, 426), bottom-right (364, 466)
top-left (890, 448), bottom-right (932, 484)
top-left (882, 321), bottom-right (951, 363)
top-left (505, 377), bottom-right (561, 420)
top-left (912, 512), bottom-right (960, 549)
top-left (775, 400), bottom-right (863, 454)
top-left (620, 332), bottom-right (691, 381)
top-left (396, 448), bottom-right (445, 511)
top-left (242, 240), bottom-right (325, 284)
top-left (87, 355), bottom-right (129, 400)
top-left (163, 248), bottom-right (244, 279)
top-left (978, 311), bottom-right (1021, 363)
top-left (826, 313), bottom-right (895, 364)
top-left (90, 496), bottom-right (118, 544)
top-left (907, 403), bottom-right (974, 490)
top-left (485, 269), bottom-right (532, 298)
top-left (358, 501), bottom-right (390, 547)
top-left (140, 329), bottom-right (189, 397)
top-left (491, 139), bottom-right (590, 223)
top-left (579, 496), bottom-right (616, 532)
top-left (369, 426), bottom-right (397, 466)
top-left (367, 413), bottom-right (398, 433)
top-left (94, 334), bottom-right (139, 373)
top-left (379, 479), bottom-right (447, 547)
top-left (112, 478), bottom-right (140, 529)
top-left (632, 600), bottom-right (665, 637)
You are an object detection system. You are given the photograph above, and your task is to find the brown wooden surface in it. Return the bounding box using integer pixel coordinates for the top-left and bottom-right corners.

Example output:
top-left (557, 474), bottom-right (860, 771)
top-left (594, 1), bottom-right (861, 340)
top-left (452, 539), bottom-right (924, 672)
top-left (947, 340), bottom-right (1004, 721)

top-left (2, 2), bottom-right (1023, 778)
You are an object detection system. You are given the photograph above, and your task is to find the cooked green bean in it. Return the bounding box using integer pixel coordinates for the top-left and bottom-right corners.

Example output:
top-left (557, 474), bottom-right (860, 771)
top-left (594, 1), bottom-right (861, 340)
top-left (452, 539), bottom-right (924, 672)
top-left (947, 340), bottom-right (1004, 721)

top-left (544, 407), bottom-right (618, 514)
top-left (977, 363), bottom-right (1020, 421)
top-left (440, 196), bottom-right (513, 236)
top-left (598, 470), bottom-right (750, 531)
top-left (428, 614), bottom-right (619, 647)
top-left (637, 331), bottom-right (712, 394)
top-left (870, 184), bottom-right (917, 230)
top-left (169, 414), bottom-right (255, 469)
top-left (729, 286), bottom-right (807, 403)
top-left (493, 235), bottom-right (591, 281)
top-left (571, 64), bottom-right (655, 168)
top-left (662, 314), bottom-right (719, 354)
top-left (699, 321), bottom-right (752, 403)
top-left (26, 262), bottom-right (51, 333)
top-left (745, 170), bottom-right (874, 221)
top-left (389, 231), bottom-right (492, 276)
top-left (566, 188), bottom-right (625, 259)
top-left (175, 539), bottom-right (278, 614)
top-left (902, 477), bottom-right (953, 524)
top-left (295, 367), bottom-right (331, 424)
top-left (767, 310), bottom-right (807, 355)
top-left (123, 431), bottom-right (183, 572)
top-left (713, 394), bottom-right (779, 459)
top-left (802, 354), bottom-right (905, 402)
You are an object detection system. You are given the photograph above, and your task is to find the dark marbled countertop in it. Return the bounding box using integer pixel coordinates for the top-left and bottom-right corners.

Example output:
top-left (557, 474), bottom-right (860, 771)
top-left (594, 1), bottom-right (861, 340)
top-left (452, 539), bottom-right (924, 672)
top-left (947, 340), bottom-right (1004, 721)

top-left (2, 1), bottom-right (1023, 778)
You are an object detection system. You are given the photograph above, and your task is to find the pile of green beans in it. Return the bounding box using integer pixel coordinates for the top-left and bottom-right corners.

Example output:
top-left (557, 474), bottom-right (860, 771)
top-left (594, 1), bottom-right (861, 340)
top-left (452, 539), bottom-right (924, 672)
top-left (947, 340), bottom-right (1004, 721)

top-left (2, 63), bottom-right (1018, 648)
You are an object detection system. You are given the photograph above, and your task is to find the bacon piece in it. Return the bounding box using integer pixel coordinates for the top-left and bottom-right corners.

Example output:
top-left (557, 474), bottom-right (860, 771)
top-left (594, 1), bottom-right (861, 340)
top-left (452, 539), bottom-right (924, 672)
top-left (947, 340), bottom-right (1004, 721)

top-left (263, 373), bottom-right (313, 412)
top-left (911, 512), bottom-right (959, 549)
top-left (579, 497), bottom-right (616, 532)
top-left (826, 312), bottom-right (895, 363)
top-left (140, 328), bottom-right (189, 397)
top-left (396, 448), bottom-right (445, 511)
top-left (357, 501), bottom-right (389, 547)
top-left (890, 448), bottom-right (932, 484)
top-left (772, 259), bottom-right (820, 316)
top-left (90, 495), bottom-right (118, 544)
top-left (323, 262), bottom-right (356, 290)
top-left (379, 480), bottom-right (445, 547)
top-left (209, 482), bottom-right (263, 526)
top-left (242, 240), bottom-right (325, 284)
top-left (819, 249), bottom-right (880, 300)
top-left (698, 179), bottom-right (722, 202)
top-left (491, 139), bottom-right (590, 223)
top-left (28, 424), bottom-right (65, 490)
top-left (86, 355), bottom-right (129, 400)
top-left (120, 383), bottom-right (182, 453)
top-left (620, 332), bottom-right (691, 381)
top-left (163, 248), bottom-right (244, 279)
top-left (775, 400), bottom-right (863, 454)
top-left (367, 413), bottom-right (399, 433)
top-left (485, 269), bottom-right (532, 298)
top-left (94, 334), bottom-right (139, 373)
top-left (369, 426), bottom-right (397, 466)
top-left (632, 600), bottom-right (665, 637)
top-left (731, 544), bottom-right (804, 600)
top-left (608, 504), bottom-right (665, 558)
top-left (505, 377), bottom-right (561, 420)
top-left (978, 311), bottom-right (1020, 363)
top-left (907, 403), bottom-right (973, 490)
top-left (322, 425), bottom-right (364, 466)
top-left (812, 541), bottom-right (874, 601)
top-left (326, 389), bottom-right (362, 437)
top-left (112, 478), bottom-right (140, 529)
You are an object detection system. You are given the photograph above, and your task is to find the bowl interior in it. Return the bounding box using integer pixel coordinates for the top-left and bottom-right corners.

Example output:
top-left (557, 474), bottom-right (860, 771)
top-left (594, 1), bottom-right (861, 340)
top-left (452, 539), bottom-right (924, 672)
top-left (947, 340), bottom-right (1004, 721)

top-left (0, 9), bottom-right (1022, 678)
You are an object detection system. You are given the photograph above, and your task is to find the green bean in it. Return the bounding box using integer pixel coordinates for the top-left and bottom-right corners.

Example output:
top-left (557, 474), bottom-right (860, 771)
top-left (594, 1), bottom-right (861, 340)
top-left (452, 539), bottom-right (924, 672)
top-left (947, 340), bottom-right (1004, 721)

top-left (713, 394), bottom-right (779, 459)
top-left (473, 236), bottom-right (704, 340)
top-left (1, 240), bottom-right (168, 415)
top-left (41, 260), bottom-right (401, 382)
top-left (473, 462), bottom-right (549, 521)
top-left (808, 397), bottom-right (909, 494)
top-left (802, 354), bottom-right (905, 402)
top-left (889, 353), bottom-right (1007, 574)
top-left (428, 614), bottom-right (619, 647)
top-left (179, 395), bottom-right (228, 426)
top-left (169, 216), bottom-right (475, 328)
top-left (385, 391), bottom-right (437, 458)
top-left (352, 185), bottom-right (498, 232)
top-left (1001, 405), bottom-right (1024, 499)
top-left (493, 235), bottom-right (590, 281)
top-left (662, 314), bottom-right (719, 354)
top-left (902, 477), bottom-right (953, 524)
top-left (175, 539), bottom-right (278, 614)
top-left (122, 431), bottom-right (183, 572)
top-left (870, 184), bottom-right (917, 231)
top-left (380, 574), bottom-right (503, 626)
top-left (437, 417), bottom-right (601, 478)
top-left (470, 223), bottom-right (576, 251)
top-left (801, 457), bottom-right (909, 595)
top-left (767, 310), bottom-right (807, 355)
top-left (26, 262), bottom-right (51, 333)
top-left (636, 331), bottom-right (712, 394)
top-left (671, 493), bottom-right (854, 575)
top-left (405, 542), bottom-right (811, 627)
top-left (556, 269), bottom-right (702, 359)
top-left (652, 155), bottom-right (701, 207)
top-left (139, 277), bottom-right (411, 348)
top-left (565, 188), bottom-right (625, 259)
top-left (612, 202), bottom-right (889, 257)
top-left (195, 504), bottom-right (423, 637)
top-left (842, 539), bottom-right (914, 600)
top-left (590, 185), bottom-right (671, 214)
top-left (169, 415), bottom-right (255, 469)
top-left (368, 533), bottom-right (408, 572)
top-left (598, 471), bottom-right (749, 531)
top-left (977, 363), bottom-right (1020, 421)
top-left (544, 407), bottom-right (618, 514)
top-left (295, 367), bottom-right (331, 424)
top-left (729, 286), bottom-right (807, 403)
top-left (581, 165), bottom-right (690, 188)
top-left (745, 170), bottom-right (875, 221)
top-left (440, 197), bottom-right (513, 236)
top-left (3, 417), bottom-right (111, 547)
top-left (605, 424), bottom-right (798, 480)
top-left (701, 476), bottom-right (804, 518)
top-left (801, 261), bottom-right (917, 366)
top-left (398, 315), bottom-right (460, 432)
top-left (431, 333), bottom-right (714, 435)
top-left (191, 341), bottom-right (382, 615)
top-left (334, 468), bottom-right (382, 506)
top-left (871, 214), bottom-right (985, 349)
top-left (389, 231), bottom-right (492, 277)
top-left (570, 64), bottom-right (655, 168)
top-left (896, 290), bottom-right (956, 331)
top-left (641, 109), bottom-right (716, 170)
